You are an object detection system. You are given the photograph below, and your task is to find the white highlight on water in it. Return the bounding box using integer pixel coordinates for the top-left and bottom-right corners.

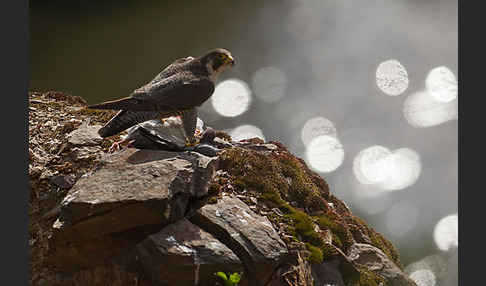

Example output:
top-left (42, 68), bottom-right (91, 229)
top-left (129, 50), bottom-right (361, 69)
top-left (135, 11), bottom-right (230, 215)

top-left (403, 90), bottom-right (458, 128)
top-left (433, 213), bottom-right (458, 252)
top-left (376, 59), bottom-right (409, 96)
top-left (301, 116), bottom-right (337, 147)
top-left (409, 269), bottom-right (436, 286)
top-left (378, 148), bottom-right (422, 191)
top-left (229, 124), bottom-right (265, 142)
top-left (353, 145), bottom-right (391, 185)
top-left (305, 135), bottom-right (344, 173)
top-left (212, 79), bottom-right (252, 117)
top-left (353, 146), bottom-right (421, 192)
top-left (425, 66), bottom-right (458, 103)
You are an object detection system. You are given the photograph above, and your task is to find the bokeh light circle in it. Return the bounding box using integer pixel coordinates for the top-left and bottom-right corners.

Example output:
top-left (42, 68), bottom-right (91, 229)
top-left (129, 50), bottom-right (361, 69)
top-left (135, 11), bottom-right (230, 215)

top-left (378, 148), bottom-right (422, 191)
top-left (376, 59), bottom-right (409, 96)
top-left (353, 145), bottom-right (392, 185)
top-left (409, 269), bottom-right (436, 286)
top-left (305, 135), bottom-right (344, 173)
top-left (433, 214), bottom-right (458, 252)
top-left (353, 146), bottom-right (421, 192)
top-left (251, 66), bottom-right (288, 103)
top-left (425, 66), bottom-right (458, 103)
top-left (211, 79), bottom-right (252, 117)
top-left (403, 90), bottom-right (458, 128)
top-left (229, 124), bottom-right (265, 142)
top-left (301, 116), bottom-right (337, 146)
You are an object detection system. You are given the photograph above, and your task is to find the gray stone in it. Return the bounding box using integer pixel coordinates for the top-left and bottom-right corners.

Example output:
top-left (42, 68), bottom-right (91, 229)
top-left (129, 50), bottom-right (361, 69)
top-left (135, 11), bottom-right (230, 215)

top-left (120, 119), bottom-right (223, 157)
top-left (212, 137), bottom-right (233, 149)
top-left (50, 174), bottom-right (77, 189)
top-left (123, 119), bottom-right (187, 151)
top-left (136, 218), bottom-right (242, 286)
top-left (242, 143), bottom-right (278, 152)
top-left (347, 243), bottom-right (417, 286)
top-left (189, 194), bottom-right (288, 286)
top-left (67, 124), bottom-right (103, 146)
top-left (192, 143), bottom-right (222, 157)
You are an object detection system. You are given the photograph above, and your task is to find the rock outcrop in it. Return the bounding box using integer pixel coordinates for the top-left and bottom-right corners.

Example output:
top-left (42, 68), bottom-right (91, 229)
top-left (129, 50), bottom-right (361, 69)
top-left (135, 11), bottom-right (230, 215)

top-left (29, 91), bottom-right (416, 286)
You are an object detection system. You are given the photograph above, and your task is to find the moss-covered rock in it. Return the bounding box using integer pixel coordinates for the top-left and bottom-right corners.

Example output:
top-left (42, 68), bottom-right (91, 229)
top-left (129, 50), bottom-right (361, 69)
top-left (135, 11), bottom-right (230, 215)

top-left (211, 142), bottom-right (409, 285)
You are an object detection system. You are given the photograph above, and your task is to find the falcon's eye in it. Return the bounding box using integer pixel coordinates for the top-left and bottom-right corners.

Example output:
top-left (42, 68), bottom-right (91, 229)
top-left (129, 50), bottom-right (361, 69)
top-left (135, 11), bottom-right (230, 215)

top-left (218, 53), bottom-right (233, 64)
top-left (212, 56), bottom-right (225, 70)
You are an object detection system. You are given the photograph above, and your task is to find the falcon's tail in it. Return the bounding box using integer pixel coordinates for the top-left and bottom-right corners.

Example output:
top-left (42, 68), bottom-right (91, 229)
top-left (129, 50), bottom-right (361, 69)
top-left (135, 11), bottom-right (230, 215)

top-left (88, 96), bottom-right (139, 110)
top-left (98, 110), bottom-right (163, 138)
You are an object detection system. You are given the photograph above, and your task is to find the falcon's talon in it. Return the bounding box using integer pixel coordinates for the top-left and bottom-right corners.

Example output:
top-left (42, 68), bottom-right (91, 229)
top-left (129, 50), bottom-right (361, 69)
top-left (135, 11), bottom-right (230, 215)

top-left (194, 129), bottom-right (203, 138)
top-left (108, 142), bottom-right (121, 153)
top-left (107, 138), bottom-right (132, 153)
top-left (185, 138), bottom-right (200, 147)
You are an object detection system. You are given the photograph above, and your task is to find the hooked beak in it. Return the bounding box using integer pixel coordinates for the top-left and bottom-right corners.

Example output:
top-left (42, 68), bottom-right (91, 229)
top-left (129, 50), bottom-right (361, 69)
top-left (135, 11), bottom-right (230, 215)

top-left (228, 55), bottom-right (235, 66)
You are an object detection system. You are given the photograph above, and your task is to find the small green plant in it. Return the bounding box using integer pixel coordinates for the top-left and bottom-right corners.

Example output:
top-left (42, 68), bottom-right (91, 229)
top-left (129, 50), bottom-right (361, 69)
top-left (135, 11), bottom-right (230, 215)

top-left (215, 272), bottom-right (241, 286)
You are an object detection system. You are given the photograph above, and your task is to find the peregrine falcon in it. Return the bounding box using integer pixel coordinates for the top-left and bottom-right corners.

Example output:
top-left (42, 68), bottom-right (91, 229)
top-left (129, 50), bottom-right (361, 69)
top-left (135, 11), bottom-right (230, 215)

top-left (87, 48), bottom-right (235, 146)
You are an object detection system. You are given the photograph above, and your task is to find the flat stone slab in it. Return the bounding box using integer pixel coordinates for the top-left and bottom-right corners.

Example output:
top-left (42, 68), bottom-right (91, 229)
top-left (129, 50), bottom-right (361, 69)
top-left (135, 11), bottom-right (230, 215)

top-left (66, 124), bottom-right (103, 146)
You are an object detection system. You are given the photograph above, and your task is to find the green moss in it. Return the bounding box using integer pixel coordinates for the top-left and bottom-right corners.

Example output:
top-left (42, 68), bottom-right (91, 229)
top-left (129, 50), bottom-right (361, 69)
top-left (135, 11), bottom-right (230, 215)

top-left (218, 148), bottom-right (330, 263)
top-left (217, 145), bottom-right (404, 284)
top-left (355, 266), bottom-right (386, 286)
top-left (206, 182), bottom-right (221, 204)
top-left (277, 155), bottom-right (328, 211)
top-left (317, 214), bottom-right (353, 251)
top-left (320, 242), bottom-right (338, 258)
top-left (287, 209), bottom-right (322, 248)
top-left (305, 243), bottom-right (323, 264)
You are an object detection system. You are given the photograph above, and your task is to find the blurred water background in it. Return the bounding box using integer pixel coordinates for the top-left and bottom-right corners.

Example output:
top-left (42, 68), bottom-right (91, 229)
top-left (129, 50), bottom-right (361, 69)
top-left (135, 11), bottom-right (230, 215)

top-left (30, 1), bottom-right (458, 284)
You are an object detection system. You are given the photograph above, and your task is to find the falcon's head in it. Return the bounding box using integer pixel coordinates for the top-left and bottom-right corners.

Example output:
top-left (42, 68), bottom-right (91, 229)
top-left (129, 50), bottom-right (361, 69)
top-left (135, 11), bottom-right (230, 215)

top-left (200, 48), bottom-right (235, 80)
